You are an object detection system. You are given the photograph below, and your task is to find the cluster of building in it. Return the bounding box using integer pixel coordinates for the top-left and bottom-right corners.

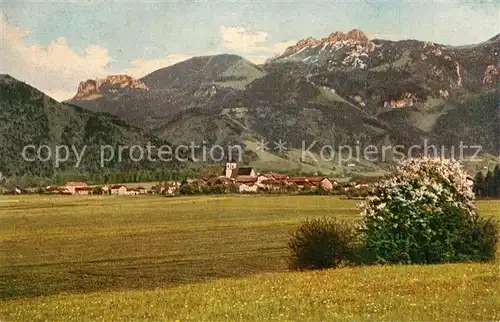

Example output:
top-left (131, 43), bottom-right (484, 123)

top-left (45, 182), bottom-right (148, 195)
top-left (191, 161), bottom-right (339, 193)
top-left (23, 162), bottom-right (374, 197)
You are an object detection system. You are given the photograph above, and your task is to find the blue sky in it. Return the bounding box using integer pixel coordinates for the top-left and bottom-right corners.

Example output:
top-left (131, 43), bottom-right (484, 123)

top-left (1, 0), bottom-right (499, 100)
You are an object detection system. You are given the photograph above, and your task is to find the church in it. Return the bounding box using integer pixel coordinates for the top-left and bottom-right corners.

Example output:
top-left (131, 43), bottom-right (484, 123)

top-left (225, 160), bottom-right (256, 178)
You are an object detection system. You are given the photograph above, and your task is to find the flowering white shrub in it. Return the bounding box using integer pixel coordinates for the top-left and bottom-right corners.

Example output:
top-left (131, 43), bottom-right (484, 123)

top-left (357, 157), bottom-right (492, 264)
top-left (359, 157), bottom-right (477, 222)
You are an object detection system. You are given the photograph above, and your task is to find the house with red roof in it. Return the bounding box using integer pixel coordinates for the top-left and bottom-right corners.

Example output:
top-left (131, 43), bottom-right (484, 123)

top-left (306, 177), bottom-right (335, 191)
top-left (260, 179), bottom-right (287, 191)
top-left (75, 187), bottom-right (93, 195)
top-left (235, 175), bottom-right (258, 192)
top-left (64, 182), bottom-right (88, 194)
top-left (263, 173), bottom-right (290, 180)
top-left (286, 177), bottom-right (310, 188)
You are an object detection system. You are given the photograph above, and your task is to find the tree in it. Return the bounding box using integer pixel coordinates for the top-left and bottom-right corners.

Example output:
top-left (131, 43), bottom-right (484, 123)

top-left (357, 157), bottom-right (489, 264)
top-left (493, 165), bottom-right (500, 197)
top-left (473, 171), bottom-right (485, 197)
top-left (484, 170), bottom-right (494, 198)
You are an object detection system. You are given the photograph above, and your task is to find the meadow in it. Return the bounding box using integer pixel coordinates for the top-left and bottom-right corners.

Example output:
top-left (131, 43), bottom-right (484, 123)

top-left (0, 195), bottom-right (499, 321)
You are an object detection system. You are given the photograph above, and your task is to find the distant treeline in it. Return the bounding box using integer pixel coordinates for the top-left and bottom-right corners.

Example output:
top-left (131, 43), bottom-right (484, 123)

top-left (0, 168), bottom-right (196, 189)
top-left (473, 164), bottom-right (500, 198)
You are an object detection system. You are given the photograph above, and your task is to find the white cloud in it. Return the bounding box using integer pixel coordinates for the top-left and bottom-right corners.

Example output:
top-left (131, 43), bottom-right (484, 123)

top-left (220, 25), bottom-right (295, 56)
top-left (0, 13), bottom-right (194, 101)
top-left (0, 13), bottom-right (113, 101)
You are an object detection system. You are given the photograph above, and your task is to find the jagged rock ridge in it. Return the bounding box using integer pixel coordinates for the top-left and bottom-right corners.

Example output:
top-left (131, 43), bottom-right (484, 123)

top-left (267, 29), bottom-right (375, 68)
top-left (73, 75), bottom-right (149, 99)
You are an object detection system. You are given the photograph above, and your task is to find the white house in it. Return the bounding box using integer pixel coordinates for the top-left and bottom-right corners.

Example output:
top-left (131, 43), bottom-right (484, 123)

top-left (110, 185), bottom-right (128, 195)
top-left (235, 175), bottom-right (258, 193)
top-left (64, 182), bottom-right (88, 194)
top-left (238, 183), bottom-right (259, 193)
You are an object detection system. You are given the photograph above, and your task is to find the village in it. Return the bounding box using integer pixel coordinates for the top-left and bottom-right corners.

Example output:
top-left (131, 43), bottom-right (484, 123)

top-left (10, 161), bottom-right (373, 197)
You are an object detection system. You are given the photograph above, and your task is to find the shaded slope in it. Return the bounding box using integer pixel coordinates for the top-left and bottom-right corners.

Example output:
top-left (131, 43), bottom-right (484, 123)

top-left (0, 75), bottom-right (179, 176)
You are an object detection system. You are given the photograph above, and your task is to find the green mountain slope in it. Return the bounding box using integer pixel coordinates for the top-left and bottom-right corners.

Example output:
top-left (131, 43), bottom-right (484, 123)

top-left (0, 75), bottom-right (180, 177)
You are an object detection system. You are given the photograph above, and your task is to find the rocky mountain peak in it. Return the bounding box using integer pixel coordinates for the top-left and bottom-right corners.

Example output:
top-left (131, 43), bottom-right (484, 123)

top-left (73, 75), bottom-right (149, 99)
top-left (326, 29), bottom-right (369, 43)
top-left (283, 29), bottom-right (370, 54)
top-left (269, 29), bottom-right (374, 65)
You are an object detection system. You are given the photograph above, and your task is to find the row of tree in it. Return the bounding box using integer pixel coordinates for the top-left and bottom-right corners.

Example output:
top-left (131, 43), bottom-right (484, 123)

top-left (473, 165), bottom-right (500, 198)
top-left (0, 168), bottom-right (197, 189)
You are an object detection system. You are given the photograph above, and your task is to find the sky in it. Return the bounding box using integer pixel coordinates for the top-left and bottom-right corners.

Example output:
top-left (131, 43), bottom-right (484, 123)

top-left (0, 0), bottom-right (499, 101)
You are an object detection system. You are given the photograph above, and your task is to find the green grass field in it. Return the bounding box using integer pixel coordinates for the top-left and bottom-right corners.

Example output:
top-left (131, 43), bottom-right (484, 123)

top-left (0, 195), bottom-right (499, 321)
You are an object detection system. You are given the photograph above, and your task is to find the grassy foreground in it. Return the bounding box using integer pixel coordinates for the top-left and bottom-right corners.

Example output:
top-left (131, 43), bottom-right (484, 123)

top-left (0, 195), bottom-right (499, 321)
top-left (3, 263), bottom-right (499, 321)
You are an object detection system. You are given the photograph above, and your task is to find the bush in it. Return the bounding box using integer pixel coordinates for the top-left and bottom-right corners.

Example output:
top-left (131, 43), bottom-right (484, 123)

top-left (228, 183), bottom-right (239, 194)
top-left (357, 157), bottom-right (496, 264)
top-left (179, 183), bottom-right (199, 195)
top-left (314, 185), bottom-right (329, 195)
top-left (346, 187), bottom-right (370, 199)
top-left (288, 217), bottom-right (357, 270)
top-left (301, 184), bottom-right (312, 193)
top-left (210, 185), bottom-right (227, 194)
top-left (201, 184), bottom-right (227, 194)
top-left (287, 183), bottom-right (299, 193)
top-left (456, 217), bottom-right (498, 262)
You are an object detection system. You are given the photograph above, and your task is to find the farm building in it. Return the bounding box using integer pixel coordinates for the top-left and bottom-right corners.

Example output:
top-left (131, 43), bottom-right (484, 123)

top-left (110, 185), bottom-right (128, 195)
top-left (46, 186), bottom-right (62, 194)
top-left (127, 189), bottom-right (141, 196)
top-left (64, 182), bottom-right (88, 194)
top-left (235, 175), bottom-right (258, 193)
top-left (135, 187), bottom-right (147, 194)
top-left (75, 187), bottom-right (93, 195)
top-left (286, 177), bottom-right (309, 189)
top-left (260, 179), bottom-right (287, 191)
top-left (238, 182), bottom-right (259, 193)
top-left (306, 177), bottom-right (335, 191)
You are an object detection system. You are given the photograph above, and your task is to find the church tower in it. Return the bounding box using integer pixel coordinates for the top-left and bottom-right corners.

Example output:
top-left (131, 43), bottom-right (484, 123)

top-left (225, 159), bottom-right (237, 178)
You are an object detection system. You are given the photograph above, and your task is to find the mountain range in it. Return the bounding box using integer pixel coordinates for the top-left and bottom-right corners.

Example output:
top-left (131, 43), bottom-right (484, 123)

top-left (1, 30), bottom-right (499, 177)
